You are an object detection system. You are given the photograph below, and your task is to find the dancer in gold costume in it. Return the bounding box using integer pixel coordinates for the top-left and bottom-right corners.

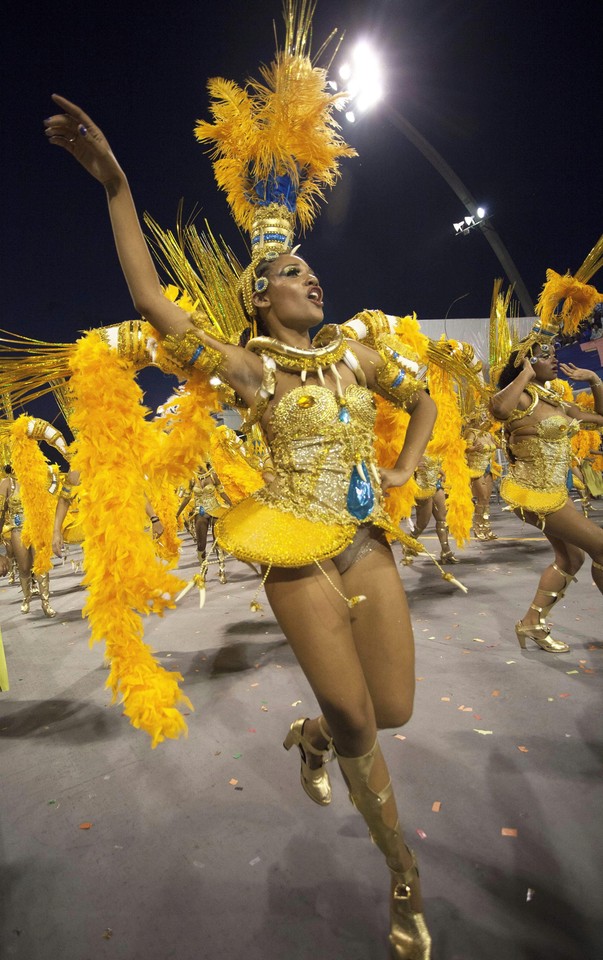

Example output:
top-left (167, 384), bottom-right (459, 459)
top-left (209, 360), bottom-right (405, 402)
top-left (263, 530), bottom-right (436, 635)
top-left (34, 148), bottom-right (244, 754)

top-left (462, 410), bottom-right (499, 540)
top-left (43, 5), bottom-right (439, 950)
top-left (491, 346), bottom-right (603, 652)
top-left (0, 466), bottom-right (56, 617)
top-left (411, 453), bottom-right (458, 563)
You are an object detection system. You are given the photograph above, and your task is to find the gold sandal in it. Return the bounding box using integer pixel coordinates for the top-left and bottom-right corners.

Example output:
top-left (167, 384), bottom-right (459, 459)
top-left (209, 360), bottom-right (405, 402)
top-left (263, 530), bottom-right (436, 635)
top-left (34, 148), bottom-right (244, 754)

top-left (283, 717), bottom-right (333, 806)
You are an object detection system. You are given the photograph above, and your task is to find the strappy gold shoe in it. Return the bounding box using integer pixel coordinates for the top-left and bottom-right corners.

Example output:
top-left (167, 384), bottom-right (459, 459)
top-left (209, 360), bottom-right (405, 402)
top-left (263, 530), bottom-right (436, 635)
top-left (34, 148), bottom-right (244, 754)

top-left (515, 613), bottom-right (569, 653)
top-left (389, 851), bottom-right (432, 960)
top-left (283, 717), bottom-right (333, 806)
top-left (439, 549), bottom-right (459, 564)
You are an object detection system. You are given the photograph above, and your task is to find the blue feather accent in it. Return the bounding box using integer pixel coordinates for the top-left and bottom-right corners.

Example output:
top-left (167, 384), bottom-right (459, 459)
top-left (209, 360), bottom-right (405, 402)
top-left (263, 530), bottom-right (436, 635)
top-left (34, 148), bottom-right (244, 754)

top-left (347, 463), bottom-right (375, 520)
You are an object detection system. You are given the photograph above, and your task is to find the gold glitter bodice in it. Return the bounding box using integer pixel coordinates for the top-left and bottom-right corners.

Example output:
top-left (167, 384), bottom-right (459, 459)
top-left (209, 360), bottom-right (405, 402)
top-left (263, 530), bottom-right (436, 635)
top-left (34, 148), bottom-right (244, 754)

top-left (464, 428), bottom-right (497, 476)
top-left (3, 482), bottom-right (24, 529)
top-left (502, 414), bottom-right (580, 517)
top-left (415, 454), bottom-right (441, 493)
top-left (253, 383), bottom-right (387, 526)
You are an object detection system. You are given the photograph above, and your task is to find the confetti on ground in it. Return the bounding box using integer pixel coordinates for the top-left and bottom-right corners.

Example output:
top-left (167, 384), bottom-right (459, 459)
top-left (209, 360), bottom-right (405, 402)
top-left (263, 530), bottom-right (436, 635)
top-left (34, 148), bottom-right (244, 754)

top-left (548, 697), bottom-right (555, 702)
top-left (473, 638), bottom-right (484, 643)
top-left (506, 660), bottom-right (517, 665)
top-left (427, 637), bottom-right (436, 641)
top-left (517, 745), bottom-right (529, 753)
top-left (474, 729), bottom-right (493, 735)
top-left (473, 714), bottom-right (482, 720)
top-left (491, 690), bottom-right (500, 697)
top-left (249, 857), bottom-right (261, 866)
top-left (393, 734), bottom-right (407, 741)
top-left (566, 670), bottom-right (579, 675)
top-left (233, 753), bottom-right (242, 759)
top-left (501, 828), bottom-right (517, 837)
top-left (229, 779), bottom-right (238, 786)
top-left (48, 800), bottom-right (57, 805)
top-left (79, 822), bottom-right (93, 830)
top-left (248, 728), bottom-right (256, 733)
top-left (441, 696), bottom-right (450, 702)
top-left (526, 888), bottom-right (535, 902)
top-left (444, 635), bottom-right (452, 640)
top-left (559, 693), bottom-right (571, 699)
top-left (235, 786), bottom-right (244, 791)
top-left (431, 802), bottom-right (441, 812)
top-left (461, 707), bottom-right (473, 712)
top-left (102, 929), bottom-right (113, 940)
top-left (416, 829), bottom-right (427, 840)
top-left (291, 700), bottom-right (302, 706)
top-left (260, 705), bottom-right (269, 712)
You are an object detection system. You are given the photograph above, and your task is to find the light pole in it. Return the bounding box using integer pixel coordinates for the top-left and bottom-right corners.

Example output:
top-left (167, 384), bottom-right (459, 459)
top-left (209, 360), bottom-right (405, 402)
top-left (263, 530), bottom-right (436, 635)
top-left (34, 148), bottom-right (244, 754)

top-left (336, 45), bottom-right (535, 316)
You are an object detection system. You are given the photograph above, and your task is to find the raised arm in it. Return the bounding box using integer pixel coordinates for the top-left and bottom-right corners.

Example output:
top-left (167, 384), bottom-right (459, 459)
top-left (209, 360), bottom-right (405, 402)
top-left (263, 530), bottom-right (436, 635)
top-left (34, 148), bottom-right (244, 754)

top-left (559, 363), bottom-right (603, 419)
top-left (44, 96), bottom-right (262, 402)
top-left (489, 358), bottom-right (535, 421)
top-left (44, 96), bottom-right (187, 337)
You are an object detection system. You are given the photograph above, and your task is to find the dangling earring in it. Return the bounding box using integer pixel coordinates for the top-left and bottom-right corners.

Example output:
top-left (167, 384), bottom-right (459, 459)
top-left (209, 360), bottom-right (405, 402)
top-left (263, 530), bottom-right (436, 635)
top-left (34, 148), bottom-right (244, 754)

top-left (254, 277), bottom-right (269, 293)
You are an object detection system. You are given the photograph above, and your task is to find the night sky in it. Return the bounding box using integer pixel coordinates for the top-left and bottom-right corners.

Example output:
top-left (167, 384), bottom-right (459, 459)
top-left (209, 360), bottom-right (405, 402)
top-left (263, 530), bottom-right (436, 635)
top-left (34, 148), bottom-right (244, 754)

top-left (5, 0), bottom-right (602, 418)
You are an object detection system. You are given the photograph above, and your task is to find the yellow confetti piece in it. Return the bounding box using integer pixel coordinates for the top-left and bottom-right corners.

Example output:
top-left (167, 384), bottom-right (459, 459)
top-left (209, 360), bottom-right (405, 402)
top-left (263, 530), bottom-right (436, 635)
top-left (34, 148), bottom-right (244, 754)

top-left (440, 697), bottom-right (450, 702)
top-left (461, 707), bottom-right (473, 712)
top-left (291, 700), bottom-right (302, 706)
top-left (474, 729), bottom-right (493, 735)
top-left (547, 697), bottom-right (555, 702)
top-left (517, 745), bottom-right (529, 753)
top-left (566, 670), bottom-right (579, 675)
top-left (250, 682), bottom-right (259, 688)
top-left (431, 801), bottom-right (441, 812)
top-left (472, 638), bottom-right (484, 643)
top-left (501, 828), bottom-right (517, 837)
top-left (229, 778), bottom-right (238, 786)
top-left (260, 705), bottom-right (269, 712)
top-left (393, 734), bottom-right (407, 741)
top-left (416, 677), bottom-right (425, 681)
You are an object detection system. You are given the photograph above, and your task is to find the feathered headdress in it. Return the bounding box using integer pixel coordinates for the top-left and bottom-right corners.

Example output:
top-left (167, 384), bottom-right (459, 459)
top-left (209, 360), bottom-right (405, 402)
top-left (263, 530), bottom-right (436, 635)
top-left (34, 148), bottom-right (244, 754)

top-left (148, 0), bottom-right (355, 329)
top-left (514, 234), bottom-right (603, 367)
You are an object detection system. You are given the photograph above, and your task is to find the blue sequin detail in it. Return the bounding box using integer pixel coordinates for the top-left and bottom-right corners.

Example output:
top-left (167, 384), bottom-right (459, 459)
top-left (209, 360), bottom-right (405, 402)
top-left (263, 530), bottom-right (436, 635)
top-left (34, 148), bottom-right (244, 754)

top-left (14, 514), bottom-right (23, 527)
top-left (347, 463), bottom-right (375, 520)
top-left (392, 369), bottom-right (405, 388)
top-left (189, 344), bottom-right (205, 366)
top-left (339, 406), bottom-right (351, 423)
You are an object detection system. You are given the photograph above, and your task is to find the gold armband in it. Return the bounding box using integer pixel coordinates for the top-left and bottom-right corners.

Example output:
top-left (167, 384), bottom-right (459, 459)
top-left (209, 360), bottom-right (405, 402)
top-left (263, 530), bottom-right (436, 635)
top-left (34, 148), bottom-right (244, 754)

top-left (162, 330), bottom-right (224, 376)
top-left (375, 336), bottom-right (425, 408)
top-left (162, 310), bottom-right (226, 376)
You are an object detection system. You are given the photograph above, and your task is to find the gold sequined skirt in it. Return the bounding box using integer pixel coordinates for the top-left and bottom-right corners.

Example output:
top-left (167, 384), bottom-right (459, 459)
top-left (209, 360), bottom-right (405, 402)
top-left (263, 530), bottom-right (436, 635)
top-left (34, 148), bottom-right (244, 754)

top-left (500, 477), bottom-right (568, 517)
top-left (215, 496), bottom-right (358, 568)
top-left (216, 496), bottom-right (419, 569)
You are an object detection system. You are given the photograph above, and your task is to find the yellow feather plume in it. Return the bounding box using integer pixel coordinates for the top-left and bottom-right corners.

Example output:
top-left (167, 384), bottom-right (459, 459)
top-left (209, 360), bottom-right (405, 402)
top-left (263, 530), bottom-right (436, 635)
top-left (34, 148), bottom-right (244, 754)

top-left (10, 417), bottom-right (55, 575)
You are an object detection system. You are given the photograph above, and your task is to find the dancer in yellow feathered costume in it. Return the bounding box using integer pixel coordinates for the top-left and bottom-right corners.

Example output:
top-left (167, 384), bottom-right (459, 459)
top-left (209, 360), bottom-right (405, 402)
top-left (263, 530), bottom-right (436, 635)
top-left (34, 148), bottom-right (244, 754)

top-left (42, 3), bottom-right (442, 953)
top-left (490, 242), bottom-right (603, 655)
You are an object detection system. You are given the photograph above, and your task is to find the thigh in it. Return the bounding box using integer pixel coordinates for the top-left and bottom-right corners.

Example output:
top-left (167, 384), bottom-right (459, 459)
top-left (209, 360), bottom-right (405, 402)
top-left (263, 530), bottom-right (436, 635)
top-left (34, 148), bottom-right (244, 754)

top-left (341, 537), bottom-right (415, 729)
top-left (264, 563), bottom-right (378, 752)
top-left (432, 488), bottom-right (447, 521)
top-left (542, 500), bottom-right (603, 560)
top-left (11, 530), bottom-right (32, 572)
top-left (415, 498), bottom-right (432, 529)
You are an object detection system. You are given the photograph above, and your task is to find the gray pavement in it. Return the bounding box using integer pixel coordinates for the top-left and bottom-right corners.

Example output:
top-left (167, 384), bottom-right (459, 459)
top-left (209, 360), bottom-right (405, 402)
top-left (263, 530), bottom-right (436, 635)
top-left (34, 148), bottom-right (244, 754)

top-left (1, 502), bottom-right (602, 960)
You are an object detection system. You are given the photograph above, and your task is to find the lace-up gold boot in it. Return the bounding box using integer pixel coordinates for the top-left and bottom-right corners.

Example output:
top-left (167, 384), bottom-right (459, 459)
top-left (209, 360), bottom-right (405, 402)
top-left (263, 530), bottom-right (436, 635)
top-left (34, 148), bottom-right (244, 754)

top-left (36, 574), bottom-right (57, 618)
top-left (19, 572), bottom-right (32, 614)
top-left (473, 503), bottom-right (497, 540)
top-left (335, 740), bottom-right (431, 959)
top-left (435, 520), bottom-right (459, 564)
top-left (515, 562), bottom-right (576, 653)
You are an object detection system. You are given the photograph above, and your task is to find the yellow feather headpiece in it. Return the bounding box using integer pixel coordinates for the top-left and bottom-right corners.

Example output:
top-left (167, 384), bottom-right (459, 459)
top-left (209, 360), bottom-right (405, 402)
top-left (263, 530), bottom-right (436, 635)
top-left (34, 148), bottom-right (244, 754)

top-left (192, 0), bottom-right (355, 321)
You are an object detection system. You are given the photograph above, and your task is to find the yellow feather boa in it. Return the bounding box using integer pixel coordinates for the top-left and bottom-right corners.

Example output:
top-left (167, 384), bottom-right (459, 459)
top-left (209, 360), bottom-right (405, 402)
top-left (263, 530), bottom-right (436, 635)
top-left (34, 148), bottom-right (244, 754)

top-left (68, 331), bottom-right (219, 747)
top-left (209, 426), bottom-right (265, 503)
top-left (427, 364), bottom-right (473, 547)
top-left (10, 417), bottom-right (55, 574)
